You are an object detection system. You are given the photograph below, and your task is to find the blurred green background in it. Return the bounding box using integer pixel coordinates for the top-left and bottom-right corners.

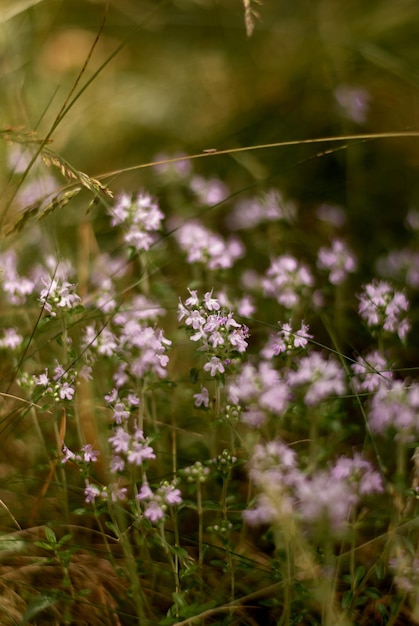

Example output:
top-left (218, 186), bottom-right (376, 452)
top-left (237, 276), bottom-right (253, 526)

top-left (1, 0), bottom-right (419, 258)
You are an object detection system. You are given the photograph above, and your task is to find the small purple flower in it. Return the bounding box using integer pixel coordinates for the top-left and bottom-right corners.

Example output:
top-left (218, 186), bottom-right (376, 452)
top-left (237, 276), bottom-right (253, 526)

top-left (288, 352), bottom-right (346, 405)
top-left (262, 255), bottom-right (313, 309)
top-left (109, 427), bottom-right (131, 453)
top-left (127, 441), bottom-right (156, 466)
top-left (144, 501), bottom-right (165, 523)
top-left (358, 280), bottom-right (410, 340)
top-left (193, 386), bottom-right (209, 408)
top-left (203, 356), bottom-right (225, 377)
top-left (84, 483), bottom-right (101, 504)
top-left (351, 350), bottom-right (393, 393)
top-left (317, 239), bottom-right (357, 284)
top-left (81, 444), bottom-right (100, 463)
top-left (334, 85), bottom-right (369, 124)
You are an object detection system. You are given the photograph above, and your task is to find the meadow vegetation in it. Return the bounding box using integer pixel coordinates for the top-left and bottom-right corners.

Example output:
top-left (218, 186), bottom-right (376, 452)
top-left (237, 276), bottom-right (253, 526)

top-left (0, 1), bottom-right (419, 624)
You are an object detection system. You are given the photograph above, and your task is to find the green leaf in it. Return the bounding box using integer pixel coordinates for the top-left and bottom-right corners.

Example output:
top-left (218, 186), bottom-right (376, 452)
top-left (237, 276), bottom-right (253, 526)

top-left (354, 565), bottom-right (366, 588)
top-left (341, 589), bottom-right (353, 610)
top-left (44, 527), bottom-right (57, 545)
top-left (364, 587), bottom-right (382, 599)
top-left (34, 540), bottom-right (54, 551)
top-left (21, 592), bottom-right (59, 625)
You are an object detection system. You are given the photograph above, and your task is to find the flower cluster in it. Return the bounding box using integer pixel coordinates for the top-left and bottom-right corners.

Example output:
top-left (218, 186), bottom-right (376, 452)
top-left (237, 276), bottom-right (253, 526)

top-left (39, 274), bottom-right (81, 317)
top-left (351, 350), bottom-right (394, 393)
top-left (136, 479), bottom-right (183, 523)
top-left (369, 381), bottom-right (419, 442)
top-left (0, 250), bottom-right (35, 305)
top-left (62, 443), bottom-right (100, 465)
top-left (376, 248), bottom-right (419, 288)
top-left (178, 289), bottom-right (249, 376)
top-left (34, 362), bottom-right (76, 402)
top-left (228, 361), bottom-right (289, 427)
top-left (244, 439), bottom-right (383, 533)
top-left (227, 189), bottom-right (297, 230)
top-left (109, 425), bottom-right (156, 471)
top-left (358, 280), bottom-right (410, 340)
top-left (287, 351), bottom-right (346, 405)
top-left (0, 327), bottom-right (23, 351)
top-left (174, 220), bottom-right (244, 270)
top-left (317, 238), bottom-right (357, 285)
top-left (262, 254), bottom-right (313, 309)
top-left (84, 319), bottom-right (171, 385)
top-left (261, 320), bottom-right (312, 358)
top-left (108, 191), bottom-right (164, 252)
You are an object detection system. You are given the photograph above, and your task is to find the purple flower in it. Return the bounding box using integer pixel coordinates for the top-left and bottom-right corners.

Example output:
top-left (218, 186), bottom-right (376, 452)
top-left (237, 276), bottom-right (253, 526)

top-left (288, 352), bottom-right (346, 405)
top-left (108, 191), bottom-right (164, 252)
top-left (369, 381), bottom-right (419, 441)
top-left (174, 220), bottom-right (244, 270)
top-left (351, 350), bottom-right (393, 393)
top-left (317, 239), bottom-right (357, 284)
top-left (81, 444), bottom-right (100, 463)
top-left (159, 482), bottom-right (183, 506)
top-left (84, 483), bottom-right (102, 504)
top-left (262, 320), bottom-right (312, 358)
top-left (193, 386), bottom-right (209, 408)
top-left (262, 255), bottom-right (313, 309)
top-left (39, 275), bottom-right (81, 316)
top-left (127, 442), bottom-right (156, 466)
top-left (358, 280), bottom-right (410, 340)
top-left (334, 85), bottom-right (369, 124)
top-left (144, 501), bottom-right (165, 523)
top-left (109, 427), bottom-right (131, 453)
top-left (58, 381), bottom-right (75, 401)
top-left (203, 356), bottom-right (225, 377)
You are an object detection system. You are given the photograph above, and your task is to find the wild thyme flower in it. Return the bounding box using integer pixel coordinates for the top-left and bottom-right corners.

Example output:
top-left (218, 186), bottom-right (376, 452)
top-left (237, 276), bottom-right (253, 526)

top-left (369, 381), bottom-right (419, 442)
top-left (104, 390), bottom-right (140, 424)
top-left (262, 254), bottom-right (313, 309)
top-left (193, 386), bottom-right (210, 408)
top-left (389, 547), bottom-right (419, 595)
top-left (108, 426), bottom-right (155, 468)
top-left (136, 479), bottom-right (183, 524)
top-left (227, 189), bottom-right (297, 230)
top-left (261, 320), bottom-right (312, 358)
top-left (109, 321), bottom-right (171, 386)
top-left (358, 280), bottom-right (410, 340)
top-left (376, 248), bottom-right (419, 289)
top-left (317, 239), bottom-right (357, 285)
top-left (334, 85), bottom-right (370, 124)
top-left (330, 453), bottom-right (383, 496)
top-left (0, 327), bottom-right (23, 350)
top-left (228, 362), bottom-right (289, 426)
top-left (245, 440), bottom-right (382, 534)
top-left (108, 191), bottom-right (164, 252)
top-left (34, 362), bottom-right (76, 402)
top-left (39, 274), bottom-right (81, 317)
top-left (351, 350), bottom-right (394, 393)
top-left (174, 220), bottom-right (244, 270)
top-left (83, 324), bottom-right (118, 357)
top-left (62, 443), bottom-right (100, 465)
top-left (84, 481), bottom-right (127, 504)
top-left (190, 176), bottom-right (229, 205)
top-left (179, 290), bottom-right (249, 376)
top-left (0, 251), bottom-right (35, 305)
top-left (287, 351), bottom-right (346, 405)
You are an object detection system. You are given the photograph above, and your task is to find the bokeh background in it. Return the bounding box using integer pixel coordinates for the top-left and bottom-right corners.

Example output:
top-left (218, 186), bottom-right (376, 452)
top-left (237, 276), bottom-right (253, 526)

top-left (1, 0), bottom-right (419, 271)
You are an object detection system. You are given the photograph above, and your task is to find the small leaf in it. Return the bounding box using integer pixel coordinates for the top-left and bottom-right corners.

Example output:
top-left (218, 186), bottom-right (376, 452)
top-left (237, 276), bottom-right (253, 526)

top-left (354, 565), bottom-right (366, 588)
top-left (342, 589), bottom-right (353, 610)
top-left (364, 587), bottom-right (382, 599)
top-left (44, 526), bottom-right (57, 545)
top-left (21, 592), bottom-right (59, 625)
